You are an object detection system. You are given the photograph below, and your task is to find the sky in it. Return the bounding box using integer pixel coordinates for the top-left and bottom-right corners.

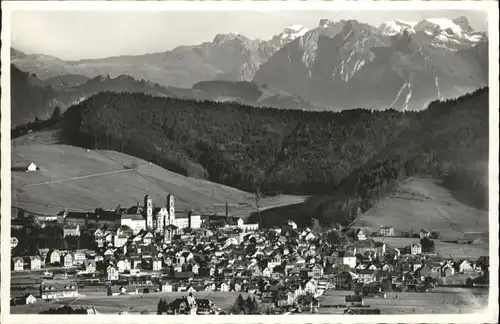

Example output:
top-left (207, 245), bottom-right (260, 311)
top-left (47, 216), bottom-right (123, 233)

top-left (11, 10), bottom-right (488, 60)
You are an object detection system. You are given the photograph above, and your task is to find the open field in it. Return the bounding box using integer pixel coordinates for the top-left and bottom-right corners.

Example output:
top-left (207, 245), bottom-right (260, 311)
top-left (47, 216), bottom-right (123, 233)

top-left (11, 286), bottom-right (489, 315)
top-left (317, 289), bottom-right (488, 314)
top-left (353, 177), bottom-right (489, 241)
top-left (11, 135), bottom-right (306, 218)
top-left (10, 291), bottom-right (250, 314)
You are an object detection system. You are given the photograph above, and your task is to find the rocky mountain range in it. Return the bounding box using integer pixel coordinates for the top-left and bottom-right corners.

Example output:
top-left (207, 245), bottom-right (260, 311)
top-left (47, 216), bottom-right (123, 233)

top-left (11, 16), bottom-right (488, 114)
top-left (254, 17), bottom-right (488, 111)
top-left (11, 24), bottom-right (309, 88)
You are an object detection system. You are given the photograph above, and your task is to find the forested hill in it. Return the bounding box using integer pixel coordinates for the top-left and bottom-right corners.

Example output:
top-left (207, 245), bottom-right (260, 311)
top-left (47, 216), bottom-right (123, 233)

top-left (62, 92), bottom-right (415, 195)
top-left (11, 64), bottom-right (57, 126)
top-left (61, 88), bottom-right (488, 228)
top-left (252, 88), bottom-right (489, 228)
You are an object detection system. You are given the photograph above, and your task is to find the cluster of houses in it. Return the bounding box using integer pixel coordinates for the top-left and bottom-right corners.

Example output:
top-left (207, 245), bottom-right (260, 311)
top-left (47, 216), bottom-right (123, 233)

top-left (11, 209), bottom-right (489, 310)
top-left (10, 194), bottom-right (489, 311)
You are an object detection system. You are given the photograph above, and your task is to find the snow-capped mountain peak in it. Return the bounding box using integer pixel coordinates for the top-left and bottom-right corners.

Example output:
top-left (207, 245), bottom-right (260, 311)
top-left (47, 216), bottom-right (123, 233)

top-left (379, 17), bottom-right (485, 50)
top-left (269, 25), bottom-right (311, 49)
top-left (281, 25), bottom-right (310, 41)
top-left (281, 25), bottom-right (309, 39)
top-left (379, 20), bottom-right (417, 36)
top-left (417, 18), bottom-right (464, 36)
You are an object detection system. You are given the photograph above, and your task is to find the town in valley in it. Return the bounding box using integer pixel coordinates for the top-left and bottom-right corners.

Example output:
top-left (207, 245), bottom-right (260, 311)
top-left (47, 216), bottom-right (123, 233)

top-left (10, 189), bottom-right (490, 314)
top-left (6, 5), bottom-right (493, 318)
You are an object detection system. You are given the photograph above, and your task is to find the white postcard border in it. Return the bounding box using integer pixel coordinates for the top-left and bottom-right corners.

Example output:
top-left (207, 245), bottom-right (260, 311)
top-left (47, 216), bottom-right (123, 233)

top-left (1, 1), bottom-right (498, 323)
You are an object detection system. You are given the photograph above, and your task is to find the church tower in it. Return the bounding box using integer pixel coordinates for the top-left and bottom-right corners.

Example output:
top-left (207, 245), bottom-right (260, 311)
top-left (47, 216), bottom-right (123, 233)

top-left (144, 194), bottom-right (153, 230)
top-left (167, 194), bottom-right (175, 226)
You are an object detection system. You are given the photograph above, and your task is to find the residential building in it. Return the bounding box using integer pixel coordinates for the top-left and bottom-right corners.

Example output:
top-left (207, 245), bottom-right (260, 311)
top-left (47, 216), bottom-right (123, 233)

top-left (13, 257), bottom-right (24, 271)
top-left (30, 255), bottom-right (42, 270)
top-left (47, 249), bottom-right (61, 265)
top-left (63, 224), bottom-right (81, 237)
top-left (40, 282), bottom-right (78, 300)
top-left (458, 260), bottom-right (474, 274)
top-left (107, 265), bottom-right (119, 281)
top-left (27, 162), bottom-right (38, 172)
top-left (62, 253), bottom-right (74, 267)
top-left (379, 225), bottom-right (395, 237)
top-left (85, 260), bottom-right (96, 273)
top-left (411, 243), bottom-right (422, 255)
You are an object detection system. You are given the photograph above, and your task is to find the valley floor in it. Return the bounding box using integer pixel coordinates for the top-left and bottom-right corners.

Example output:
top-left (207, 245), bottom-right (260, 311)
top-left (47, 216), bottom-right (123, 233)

top-left (10, 288), bottom-right (489, 315)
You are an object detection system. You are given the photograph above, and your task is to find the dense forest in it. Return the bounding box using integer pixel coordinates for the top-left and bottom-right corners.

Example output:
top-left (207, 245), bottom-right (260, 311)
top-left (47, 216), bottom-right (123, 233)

top-left (58, 87), bottom-right (488, 228)
top-left (62, 92), bottom-right (413, 194)
top-left (253, 88), bottom-right (489, 227)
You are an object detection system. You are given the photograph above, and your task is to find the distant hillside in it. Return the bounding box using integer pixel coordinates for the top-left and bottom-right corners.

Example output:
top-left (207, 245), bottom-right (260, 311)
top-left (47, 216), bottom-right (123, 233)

top-left (10, 65), bottom-right (191, 126)
top-left (11, 133), bottom-right (305, 217)
top-left (352, 177), bottom-right (488, 240)
top-left (192, 80), bottom-right (317, 110)
top-left (43, 74), bottom-right (91, 89)
top-left (61, 92), bottom-right (414, 195)
top-left (11, 65), bottom-right (57, 126)
top-left (252, 88), bottom-right (488, 228)
top-left (11, 64), bottom-right (319, 126)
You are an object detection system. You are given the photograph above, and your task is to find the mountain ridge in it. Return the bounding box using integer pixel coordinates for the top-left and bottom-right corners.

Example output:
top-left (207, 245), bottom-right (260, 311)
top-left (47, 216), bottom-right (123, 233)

top-left (253, 17), bottom-right (488, 111)
top-left (11, 16), bottom-right (488, 114)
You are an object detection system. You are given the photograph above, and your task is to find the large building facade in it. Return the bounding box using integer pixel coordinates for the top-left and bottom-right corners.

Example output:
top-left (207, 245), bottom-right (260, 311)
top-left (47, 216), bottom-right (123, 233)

top-left (120, 194), bottom-right (201, 234)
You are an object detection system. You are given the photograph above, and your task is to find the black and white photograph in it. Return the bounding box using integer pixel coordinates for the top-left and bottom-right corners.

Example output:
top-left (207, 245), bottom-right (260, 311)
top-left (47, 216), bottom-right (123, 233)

top-left (1, 1), bottom-right (498, 322)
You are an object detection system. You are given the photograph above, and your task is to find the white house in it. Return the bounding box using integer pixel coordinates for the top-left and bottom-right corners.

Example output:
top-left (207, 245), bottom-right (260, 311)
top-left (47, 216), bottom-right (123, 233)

top-left (62, 253), bottom-right (74, 268)
top-left (117, 260), bottom-right (128, 273)
top-left (304, 279), bottom-right (318, 294)
top-left (411, 243), bottom-right (422, 255)
top-left (262, 267), bottom-right (272, 277)
top-left (63, 224), bottom-right (81, 237)
top-left (24, 294), bottom-right (37, 305)
top-left (107, 265), bottom-right (119, 281)
top-left (160, 282), bottom-right (173, 292)
top-left (357, 229), bottom-right (367, 241)
top-left (459, 260), bottom-right (474, 274)
top-left (27, 162), bottom-right (38, 172)
top-left (379, 225), bottom-right (395, 237)
top-left (13, 257), bottom-right (24, 271)
top-left (342, 254), bottom-right (357, 269)
top-left (30, 255), bottom-right (42, 270)
top-left (48, 249), bottom-right (61, 265)
top-left (152, 259), bottom-right (162, 271)
top-left (219, 282), bottom-right (229, 292)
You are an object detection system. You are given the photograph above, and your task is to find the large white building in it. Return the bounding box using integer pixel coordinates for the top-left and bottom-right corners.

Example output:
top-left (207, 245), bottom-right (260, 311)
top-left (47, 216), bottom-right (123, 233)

top-left (120, 194), bottom-right (202, 235)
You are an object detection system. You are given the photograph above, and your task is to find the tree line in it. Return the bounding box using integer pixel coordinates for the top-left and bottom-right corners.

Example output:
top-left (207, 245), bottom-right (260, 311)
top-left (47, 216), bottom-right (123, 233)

top-left (20, 86), bottom-right (487, 229)
top-left (60, 91), bottom-right (412, 195)
top-left (252, 88), bottom-right (489, 228)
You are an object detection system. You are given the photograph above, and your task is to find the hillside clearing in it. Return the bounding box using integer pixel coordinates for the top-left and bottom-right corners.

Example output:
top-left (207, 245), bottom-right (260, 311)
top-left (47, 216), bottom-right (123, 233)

top-left (11, 140), bottom-right (306, 217)
top-left (353, 177), bottom-right (489, 241)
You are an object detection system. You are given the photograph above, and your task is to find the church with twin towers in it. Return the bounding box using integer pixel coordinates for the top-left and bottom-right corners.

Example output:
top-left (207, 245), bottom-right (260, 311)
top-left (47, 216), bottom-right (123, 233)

top-left (120, 193), bottom-right (202, 235)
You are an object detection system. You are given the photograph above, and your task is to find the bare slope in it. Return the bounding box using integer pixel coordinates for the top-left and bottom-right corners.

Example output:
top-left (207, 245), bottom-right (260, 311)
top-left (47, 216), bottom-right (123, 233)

top-left (354, 177), bottom-right (489, 241)
top-left (11, 133), bottom-right (305, 217)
